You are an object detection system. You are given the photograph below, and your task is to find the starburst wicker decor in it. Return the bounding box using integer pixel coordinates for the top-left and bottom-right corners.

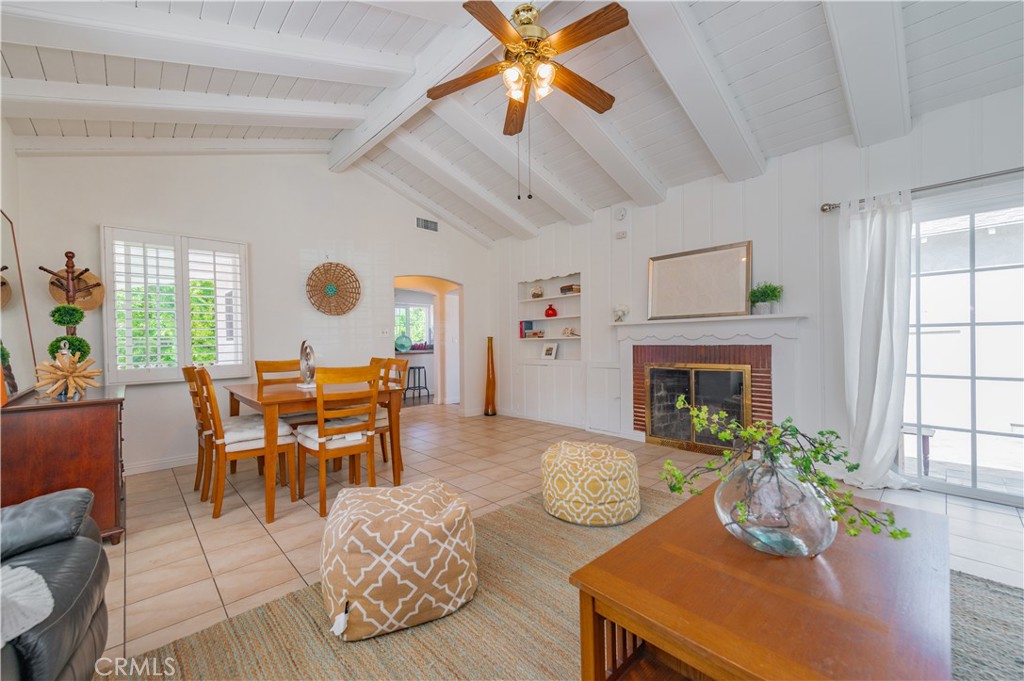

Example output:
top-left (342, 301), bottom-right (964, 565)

top-left (34, 351), bottom-right (102, 398)
top-left (306, 262), bottom-right (360, 316)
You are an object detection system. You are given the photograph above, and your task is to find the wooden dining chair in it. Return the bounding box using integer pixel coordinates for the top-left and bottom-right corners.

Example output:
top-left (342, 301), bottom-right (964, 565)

top-left (295, 365), bottom-right (379, 516)
top-left (256, 359), bottom-right (318, 426)
top-left (181, 366), bottom-right (214, 501)
top-left (195, 367), bottom-right (298, 519)
top-left (369, 357), bottom-right (409, 465)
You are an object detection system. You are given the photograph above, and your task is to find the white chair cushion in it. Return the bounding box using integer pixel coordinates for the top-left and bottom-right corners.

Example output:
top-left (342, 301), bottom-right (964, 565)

top-left (221, 414), bottom-right (293, 444)
top-left (356, 407), bottom-right (389, 430)
top-left (296, 420), bottom-right (368, 451)
top-left (225, 433), bottom-right (296, 453)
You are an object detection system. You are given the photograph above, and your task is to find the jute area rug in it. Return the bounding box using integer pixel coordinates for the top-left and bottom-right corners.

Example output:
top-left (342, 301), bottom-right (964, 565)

top-left (129, 489), bottom-right (1023, 681)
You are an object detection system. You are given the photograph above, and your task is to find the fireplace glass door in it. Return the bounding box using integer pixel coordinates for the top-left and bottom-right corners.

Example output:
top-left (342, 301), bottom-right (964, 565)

top-left (646, 363), bottom-right (751, 453)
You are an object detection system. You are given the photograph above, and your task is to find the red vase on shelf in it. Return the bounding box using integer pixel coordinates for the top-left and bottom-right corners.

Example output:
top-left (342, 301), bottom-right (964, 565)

top-left (544, 304), bottom-right (558, 318)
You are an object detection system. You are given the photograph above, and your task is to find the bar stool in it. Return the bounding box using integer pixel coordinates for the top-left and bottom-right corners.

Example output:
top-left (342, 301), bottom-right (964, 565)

top-left (404, 366), bottom-right (431, 400)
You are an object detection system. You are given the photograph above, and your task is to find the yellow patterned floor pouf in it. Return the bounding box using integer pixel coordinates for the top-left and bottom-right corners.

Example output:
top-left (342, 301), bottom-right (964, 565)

top-left (321, 479), bottom-right (478, 641)
top-left (541, 441), bottom-right (641, 526)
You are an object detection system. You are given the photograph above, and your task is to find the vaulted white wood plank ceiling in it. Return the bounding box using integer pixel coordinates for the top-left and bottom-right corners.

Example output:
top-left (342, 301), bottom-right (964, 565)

top-left (3, 1), bottom-right (1022, 244)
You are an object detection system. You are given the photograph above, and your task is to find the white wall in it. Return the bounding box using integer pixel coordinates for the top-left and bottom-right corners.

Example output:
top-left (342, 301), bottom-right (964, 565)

top-left (15, 153), bottom-right (497, 472)
top-left (497, 87), bottom-right (1024, 437)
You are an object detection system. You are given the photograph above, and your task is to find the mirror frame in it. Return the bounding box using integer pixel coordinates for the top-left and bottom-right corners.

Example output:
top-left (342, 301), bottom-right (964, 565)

top-left (2, 209), bottom-right (38, 405)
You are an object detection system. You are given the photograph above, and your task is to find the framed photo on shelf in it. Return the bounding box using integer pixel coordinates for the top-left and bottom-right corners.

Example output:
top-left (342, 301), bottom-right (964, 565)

top-left (648, 240), bottom-right (751, 319)
top-left (541, 342), bottom-right (559, 360)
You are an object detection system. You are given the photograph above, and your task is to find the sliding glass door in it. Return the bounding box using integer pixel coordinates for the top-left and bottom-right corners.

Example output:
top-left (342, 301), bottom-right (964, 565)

top-left (902, 172), bottom-right (1023, 505)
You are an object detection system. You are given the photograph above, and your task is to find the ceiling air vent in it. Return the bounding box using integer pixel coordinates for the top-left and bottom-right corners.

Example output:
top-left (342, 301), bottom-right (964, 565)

top-left (416, 217), bottom-right (438, 232)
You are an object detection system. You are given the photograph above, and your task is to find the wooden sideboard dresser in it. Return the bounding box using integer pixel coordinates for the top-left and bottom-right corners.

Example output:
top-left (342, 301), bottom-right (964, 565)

top-left (1, 386), bottom-right (126, 544)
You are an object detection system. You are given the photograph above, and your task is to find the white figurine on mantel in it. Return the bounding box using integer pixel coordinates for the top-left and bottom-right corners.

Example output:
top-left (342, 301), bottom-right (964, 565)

top-left (613, 305), bottom-right (630, 323)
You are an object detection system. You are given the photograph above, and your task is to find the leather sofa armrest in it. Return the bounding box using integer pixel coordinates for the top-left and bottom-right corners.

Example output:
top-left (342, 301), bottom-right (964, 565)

top-left (1, 489), bottom-right (95, 560)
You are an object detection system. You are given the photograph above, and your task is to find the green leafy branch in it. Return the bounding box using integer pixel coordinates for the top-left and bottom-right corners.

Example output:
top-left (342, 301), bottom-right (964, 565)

top-left (661, 398), bottom-right (910, 540)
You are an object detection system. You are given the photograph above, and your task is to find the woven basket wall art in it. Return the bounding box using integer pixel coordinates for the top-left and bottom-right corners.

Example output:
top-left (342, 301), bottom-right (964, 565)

top-left (306, 262), bottom-right (360, 316)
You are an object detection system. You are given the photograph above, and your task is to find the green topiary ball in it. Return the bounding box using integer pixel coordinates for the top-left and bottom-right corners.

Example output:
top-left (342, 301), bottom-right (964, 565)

top-left (50, 304), bottom-right (86, 328)
top-left (0, 342), bottom-right (9, 367)
top-left (48, 335), bottom-right (91, 361)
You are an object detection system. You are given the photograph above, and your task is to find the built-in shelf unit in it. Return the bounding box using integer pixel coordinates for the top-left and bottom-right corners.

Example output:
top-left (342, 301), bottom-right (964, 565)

top-left (517, 272), bottom-right (582, 361)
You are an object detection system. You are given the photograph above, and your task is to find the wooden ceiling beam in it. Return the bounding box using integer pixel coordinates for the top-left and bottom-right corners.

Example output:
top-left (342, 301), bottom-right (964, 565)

top-left (356, 159), bottom-right (496, 249)
top-left (430, 95), bottom-right (593, 225)
top-left (0, 2), bottom-right (413, 88)
top-left (1, 79), bottom-right (364, 128)
top-left (384, 129), bottom-right (540, 240)
top-left (823, 2), bottom-right (911, 147)
top-left (541, 91), bottom-right (666, 207)
top-left (627, 1), bottom-right (765, 182)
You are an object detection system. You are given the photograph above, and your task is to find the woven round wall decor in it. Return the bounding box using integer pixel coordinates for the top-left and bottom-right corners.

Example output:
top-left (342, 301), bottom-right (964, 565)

top-left (306, 262), bottom-right (361, 316)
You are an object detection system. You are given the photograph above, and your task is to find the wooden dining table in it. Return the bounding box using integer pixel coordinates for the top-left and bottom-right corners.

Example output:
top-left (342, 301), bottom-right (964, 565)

top-left (224, 382), bottom-right (405, 523)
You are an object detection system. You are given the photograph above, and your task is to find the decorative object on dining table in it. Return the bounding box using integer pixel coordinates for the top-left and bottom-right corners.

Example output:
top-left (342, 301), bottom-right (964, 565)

top-left (39, 252), bottom-right (105, 310)
top-left (661, 399), bottom-right (910, 558)
top-left (612, 304), bottom-right (629, 322)
top-left (541, 342), bottom-right (558, 360)
top-left (544, 304), bottom-right (558, 318)
top-left (33, 340), bottom-right (102, 399)
top-left (298, 340), bottom-right (316, 389)
top-left (530, 286), bottom-right (544, 299)
top-left (561, 327), bottom-right (579, 337)
top-left (305, 262), bottom-right (361, 316)
top-left (749, 281), bottom-right (783, 315)
top-left (484, 336), bottom-right (496, 416)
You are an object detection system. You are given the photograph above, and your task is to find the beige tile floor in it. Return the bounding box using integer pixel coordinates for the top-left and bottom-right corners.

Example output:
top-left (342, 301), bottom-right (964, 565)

top-left (103, 404), bottom-right (1024, 662)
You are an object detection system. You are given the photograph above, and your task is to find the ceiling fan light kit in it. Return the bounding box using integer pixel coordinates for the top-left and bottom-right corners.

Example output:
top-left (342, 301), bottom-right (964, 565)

top-left (426, 2), bottom-right (629, 136)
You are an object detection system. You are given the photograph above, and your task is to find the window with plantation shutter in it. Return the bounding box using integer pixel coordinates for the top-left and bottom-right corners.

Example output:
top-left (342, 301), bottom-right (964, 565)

top-left (102, 226), bottom-right (251, 384)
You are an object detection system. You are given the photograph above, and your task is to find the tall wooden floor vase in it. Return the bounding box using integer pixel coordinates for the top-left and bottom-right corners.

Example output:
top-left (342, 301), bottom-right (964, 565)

top-left (484, 336), bottom-right (496, 416)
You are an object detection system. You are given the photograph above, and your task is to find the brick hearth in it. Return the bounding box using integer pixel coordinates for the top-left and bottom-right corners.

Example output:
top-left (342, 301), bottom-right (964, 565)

top-left (632, 345), bottom-right (773, 432)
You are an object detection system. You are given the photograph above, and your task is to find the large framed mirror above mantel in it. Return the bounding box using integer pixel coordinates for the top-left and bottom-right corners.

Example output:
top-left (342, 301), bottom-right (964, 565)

top-left (1, 209), bottom-right (38, 405)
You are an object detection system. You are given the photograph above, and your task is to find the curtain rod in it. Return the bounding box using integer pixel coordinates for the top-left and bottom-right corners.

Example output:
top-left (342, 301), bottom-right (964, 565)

top-left (819, 167), bottom-right (1024, 213)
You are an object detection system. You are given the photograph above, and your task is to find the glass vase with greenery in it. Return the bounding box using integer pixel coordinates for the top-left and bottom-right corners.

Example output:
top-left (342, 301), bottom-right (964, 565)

top-left (662, 399), bottom-right (909, 557)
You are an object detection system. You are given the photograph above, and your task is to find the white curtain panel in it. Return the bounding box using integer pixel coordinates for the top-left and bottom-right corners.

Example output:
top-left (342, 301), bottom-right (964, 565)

top-left (838, 190), bottom-right (916, 489)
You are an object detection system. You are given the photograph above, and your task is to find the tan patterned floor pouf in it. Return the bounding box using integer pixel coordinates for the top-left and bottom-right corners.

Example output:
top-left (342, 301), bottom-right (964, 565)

top-left (542, 441), bottom-right (641, 526)
top-left (320, 479), bottom-right (477, 641)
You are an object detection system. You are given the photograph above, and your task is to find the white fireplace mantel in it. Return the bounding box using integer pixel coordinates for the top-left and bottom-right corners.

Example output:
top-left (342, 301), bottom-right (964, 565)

top-left (613, 313), bottom-right (811, 442)
top-left (613, 314), bottom-right (807, 343)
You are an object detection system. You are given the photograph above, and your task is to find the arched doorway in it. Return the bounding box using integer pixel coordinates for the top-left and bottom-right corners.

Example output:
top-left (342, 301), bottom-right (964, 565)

top-left (393, 275), bottom-right (462, 406)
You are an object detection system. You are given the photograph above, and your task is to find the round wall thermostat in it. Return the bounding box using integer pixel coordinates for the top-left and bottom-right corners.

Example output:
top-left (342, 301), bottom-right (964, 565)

top-left (614, 207), bottom-right (628, 221)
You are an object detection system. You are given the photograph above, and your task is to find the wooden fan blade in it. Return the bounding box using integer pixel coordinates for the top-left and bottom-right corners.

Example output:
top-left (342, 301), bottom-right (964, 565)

top-left (553, 63), bottom-right (614, 113)
top-left (427, 63), bottom-right (504, 100)
top-left (464, 1), bottom-right (523, 46)
top-left (503, 80), bottom-right (532, 136)
top-left (546, 3), bottom-right (629, 55)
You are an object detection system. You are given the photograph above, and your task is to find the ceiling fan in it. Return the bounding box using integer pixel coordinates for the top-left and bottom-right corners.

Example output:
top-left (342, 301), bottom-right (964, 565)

top-left (426, 2), bottom-right (629, 136)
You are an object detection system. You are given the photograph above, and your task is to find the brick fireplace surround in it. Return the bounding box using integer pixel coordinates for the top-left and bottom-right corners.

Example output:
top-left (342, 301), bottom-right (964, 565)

top-left (632, 345), bottom-right (773, 433)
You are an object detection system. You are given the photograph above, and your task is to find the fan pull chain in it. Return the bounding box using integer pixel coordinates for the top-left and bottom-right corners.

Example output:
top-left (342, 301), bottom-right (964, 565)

top-left (516, 131), bottom-right (522, 201)
top-left (527, 103), bottom-right (533, 200)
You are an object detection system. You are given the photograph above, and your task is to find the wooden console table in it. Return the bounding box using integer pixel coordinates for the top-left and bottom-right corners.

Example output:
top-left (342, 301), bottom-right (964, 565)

top-left (569, 490), bottom-right (951, 680)
top-left (1, 386), bottom-right (125, 544)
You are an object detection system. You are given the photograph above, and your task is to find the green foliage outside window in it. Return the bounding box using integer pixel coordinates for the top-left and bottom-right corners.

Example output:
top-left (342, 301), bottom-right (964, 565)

top-left (113, 279), bottom-right (218, 369)
top-left (394, 304), bottom-right (431, 345)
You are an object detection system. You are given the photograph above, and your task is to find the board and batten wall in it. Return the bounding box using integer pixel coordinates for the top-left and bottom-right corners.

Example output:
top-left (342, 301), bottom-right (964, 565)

top-left (497, 87), bottom-right (1024, 439)
top-left (15, 152), bottom-right (498, 473)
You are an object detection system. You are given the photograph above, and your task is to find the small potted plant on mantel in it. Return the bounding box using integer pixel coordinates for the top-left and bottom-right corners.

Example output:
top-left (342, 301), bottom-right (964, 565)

top-left (662, 399), bottom-right (910, 558)
top-left (749, 281), bottom-right (783, 315)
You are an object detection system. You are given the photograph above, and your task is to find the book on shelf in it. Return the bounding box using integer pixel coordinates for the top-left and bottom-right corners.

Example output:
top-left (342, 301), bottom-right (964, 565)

top-left (519, 320), bottom-right (534, 338)
top-left (560, 284), bottom-right (581, 295)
